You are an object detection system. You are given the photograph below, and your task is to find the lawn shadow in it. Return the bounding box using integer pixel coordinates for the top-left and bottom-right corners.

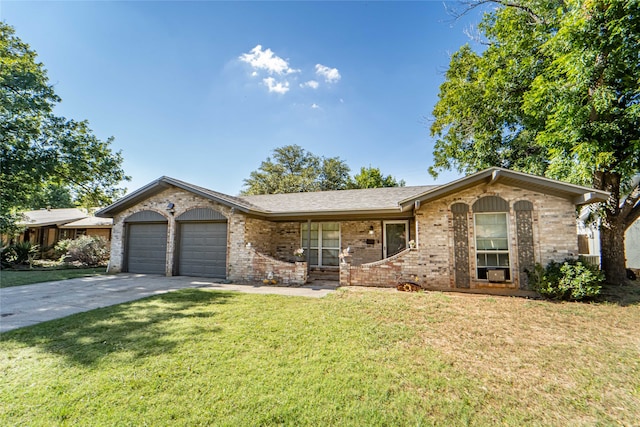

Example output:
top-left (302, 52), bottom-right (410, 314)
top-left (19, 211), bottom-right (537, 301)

top-left (598, 281), bottom-right (640, 306)
top-left (2, 289), bottom-right (237, 366)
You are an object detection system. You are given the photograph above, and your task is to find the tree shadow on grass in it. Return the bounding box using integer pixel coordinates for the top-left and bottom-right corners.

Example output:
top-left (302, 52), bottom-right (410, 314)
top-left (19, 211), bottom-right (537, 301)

top-left (2, 289), bottom-right (237, 366)
top-left (598, 282), bottom-right (640, 306)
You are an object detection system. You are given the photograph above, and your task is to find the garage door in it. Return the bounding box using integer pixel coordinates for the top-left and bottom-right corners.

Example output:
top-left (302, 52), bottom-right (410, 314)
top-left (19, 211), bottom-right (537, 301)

top-left (178, 222), bottom-right (227, 278)
top-left (127, 223), bottom-right (168, 274)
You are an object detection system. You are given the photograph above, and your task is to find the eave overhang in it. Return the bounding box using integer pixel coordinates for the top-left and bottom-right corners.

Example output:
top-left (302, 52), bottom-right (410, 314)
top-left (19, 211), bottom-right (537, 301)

top-left (399, 167), bottom-right (610, 209)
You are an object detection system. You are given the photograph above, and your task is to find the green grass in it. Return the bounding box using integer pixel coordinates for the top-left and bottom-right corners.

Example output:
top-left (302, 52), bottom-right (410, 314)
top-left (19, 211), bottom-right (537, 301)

top-left (0, 267), bottom-right (107, 288)
top-left (1, 287), bottom-right (639, 425)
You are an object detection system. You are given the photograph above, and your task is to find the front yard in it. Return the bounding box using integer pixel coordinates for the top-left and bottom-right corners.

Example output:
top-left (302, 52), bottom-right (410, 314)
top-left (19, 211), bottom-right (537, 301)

top-left (0, 267), bottom-right (107, 288)
top-left (1, 287), bottom-right (639, 425)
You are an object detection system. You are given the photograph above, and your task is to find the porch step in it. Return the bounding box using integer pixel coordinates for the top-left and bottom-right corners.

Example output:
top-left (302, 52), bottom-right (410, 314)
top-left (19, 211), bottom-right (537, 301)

top-left (308, 269), bottom-right (339, 282)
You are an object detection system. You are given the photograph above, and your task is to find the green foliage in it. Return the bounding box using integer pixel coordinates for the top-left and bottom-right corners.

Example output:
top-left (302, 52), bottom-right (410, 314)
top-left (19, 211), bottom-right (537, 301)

top-left (0, 22), bottom-right (129, 234)
top-left (26, 183), bottom-right (75, 210)
top-left (59, 236), bottom-right (110, 266)
top-left (242, 145), bottom-right (405, 194)
top-left (347, 166), bottom-right (405, 189)
top-left (242, 145), bottom-right (346, 194)
top-left (0, 267), bottom-right (106, 288)
top-left (1, 241), bottom-right (39, 269)
top-left (53, 238), bottom-right (72, 260)
top-left (527, 258), bottom-right (604, 301)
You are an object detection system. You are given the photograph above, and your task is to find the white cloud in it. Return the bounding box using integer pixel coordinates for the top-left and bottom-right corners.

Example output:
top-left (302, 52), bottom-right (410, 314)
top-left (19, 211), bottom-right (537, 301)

top-left (311, 103), bottom-right (320, 109)
top-left (300, 80), bottom-right (319, 89)
top-left (263, 77), bottom-right (289, 94)
top-left (315, 64), bottom-right (341, 83)
top-left (239, 45), bottom-right (299, 75)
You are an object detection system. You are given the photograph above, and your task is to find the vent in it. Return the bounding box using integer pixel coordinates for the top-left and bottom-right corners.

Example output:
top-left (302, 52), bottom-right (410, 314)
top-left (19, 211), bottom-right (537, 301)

top-left (514, 200), bottom-right (533, 211)
top-left (176, 208), bottom-right (226, 221)
top-left (487, 269), bottom-right (506, 282)
top-left (124, 210), bottom-right (167, 222)
top-left (473, 196), bottom-right (509, 212)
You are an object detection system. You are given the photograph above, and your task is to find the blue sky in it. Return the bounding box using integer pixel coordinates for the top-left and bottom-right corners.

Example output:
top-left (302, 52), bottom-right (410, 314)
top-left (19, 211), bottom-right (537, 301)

top-left (1, 1), bottom-right (486, 196)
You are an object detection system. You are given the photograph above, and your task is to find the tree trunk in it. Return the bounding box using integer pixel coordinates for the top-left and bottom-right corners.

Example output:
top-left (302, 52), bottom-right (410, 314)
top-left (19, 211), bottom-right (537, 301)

top-left (594, 170), bottom-right (628, 285)
top-left (599, 220), bottom-right (627, 285)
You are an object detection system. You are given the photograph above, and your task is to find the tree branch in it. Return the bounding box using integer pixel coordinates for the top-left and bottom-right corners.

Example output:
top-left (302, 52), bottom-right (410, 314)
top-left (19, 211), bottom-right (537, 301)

top-left (621, 182), bottom-right (640, 229)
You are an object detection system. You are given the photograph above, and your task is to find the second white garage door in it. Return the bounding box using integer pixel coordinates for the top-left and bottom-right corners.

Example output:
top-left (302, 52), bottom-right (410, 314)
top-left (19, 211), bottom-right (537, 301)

top-left (178, 222), bottom-right (227, 278)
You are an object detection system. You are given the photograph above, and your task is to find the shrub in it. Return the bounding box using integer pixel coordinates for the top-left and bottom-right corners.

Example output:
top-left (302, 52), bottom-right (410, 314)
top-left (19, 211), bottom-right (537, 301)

top-left (0, 241), bottom-right (39, 269)
top-left (54, 239), bottom-right (73, 260)
top-left (527, 258), bottom-right (604, 301)
top-left (63, 236), bottom-right (110, 266)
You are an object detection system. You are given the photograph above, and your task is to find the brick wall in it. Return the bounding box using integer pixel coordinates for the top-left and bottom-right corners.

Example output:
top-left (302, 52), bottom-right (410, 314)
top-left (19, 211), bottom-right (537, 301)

top-left (267, 220), bottom-right (396, 266)
top-left (107, 185), bottom-right (308, 285)
top-left (341, 182), bottom-right (579, 291)
top-left (108, 187), bottom-right (234, 276)
top-left (274, 222), bottom-right (302, 261)
top-left (341, 249), bottom-right (421, 287)
top-left (234, 247), bottom-right (307, 286)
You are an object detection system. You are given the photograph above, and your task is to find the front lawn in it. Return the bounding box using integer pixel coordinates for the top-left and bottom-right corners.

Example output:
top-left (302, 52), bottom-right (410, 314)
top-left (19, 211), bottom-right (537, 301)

top-left (1, 288), bottom-right (639, 425)
top-left (0, 267), bottom-right (107, 288)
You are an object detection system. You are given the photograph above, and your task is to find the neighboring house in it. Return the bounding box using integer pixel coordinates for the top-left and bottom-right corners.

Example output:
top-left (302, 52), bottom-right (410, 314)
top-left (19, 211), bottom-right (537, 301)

top-left (96, 167), bottom-right (608, 292)
top-left (15, 208), bottom-right (113, 250)
top-left (577, 212), bottom-right (640, 270)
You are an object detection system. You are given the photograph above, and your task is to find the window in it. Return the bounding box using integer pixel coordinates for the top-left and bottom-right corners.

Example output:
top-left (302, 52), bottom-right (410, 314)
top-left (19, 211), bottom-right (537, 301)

top-left (475, 213), bottom-right (510, 280)
top-left (301, 222), bottom-right (340, 267)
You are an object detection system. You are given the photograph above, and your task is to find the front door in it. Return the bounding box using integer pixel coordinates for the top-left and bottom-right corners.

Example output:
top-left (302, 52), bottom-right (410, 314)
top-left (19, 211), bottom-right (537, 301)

top-left (384, 221), bottom-right (408, 258)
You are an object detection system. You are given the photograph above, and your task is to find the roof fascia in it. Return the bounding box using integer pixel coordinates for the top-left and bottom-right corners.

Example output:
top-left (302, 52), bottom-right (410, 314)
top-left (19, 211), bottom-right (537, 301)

top-left (253, 207), bottom-right (412, 221)
top-left (399, 167), bottom-right (610, 208)
top-left (20, 218), bottom-right (87, 228)
top-left (96, 177), bottom-right (262, 217)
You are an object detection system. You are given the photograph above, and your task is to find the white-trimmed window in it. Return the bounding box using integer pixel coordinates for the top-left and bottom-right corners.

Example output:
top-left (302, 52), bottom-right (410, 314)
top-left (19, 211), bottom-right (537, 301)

top-left (301, 222), bottom-right (340, 267)
top-left (474, 213), bottom-right (511, 280)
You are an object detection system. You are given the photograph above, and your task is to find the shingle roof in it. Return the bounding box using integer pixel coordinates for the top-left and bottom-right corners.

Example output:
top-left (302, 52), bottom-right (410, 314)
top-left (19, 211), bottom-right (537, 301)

top-left (18, 208), bottom-right (88, 227)
top-left (96, 167), bottom-right (609, 219)
top-left (241, 186), bottom-right (436, 214)
top-left (59, 217), bottom-right (113, 228)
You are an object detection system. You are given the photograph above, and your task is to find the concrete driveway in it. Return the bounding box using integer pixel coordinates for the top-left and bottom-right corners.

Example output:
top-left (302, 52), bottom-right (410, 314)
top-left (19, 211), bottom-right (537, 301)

top-left (0, 274), bottom-right (337, 333)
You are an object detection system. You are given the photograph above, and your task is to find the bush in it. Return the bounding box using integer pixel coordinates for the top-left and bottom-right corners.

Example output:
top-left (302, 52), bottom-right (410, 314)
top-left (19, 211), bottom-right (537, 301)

top-left (63, 236), bottom-right (110, 266)
top-left (527, 258), bottom-right (604, 301)
top-left (1, 241), bottom-right (39, 269)
top-left (54, 239), bottom-right (73, 260)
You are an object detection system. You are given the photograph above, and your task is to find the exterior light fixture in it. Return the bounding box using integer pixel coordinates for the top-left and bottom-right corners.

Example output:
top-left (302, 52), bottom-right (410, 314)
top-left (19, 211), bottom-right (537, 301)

top-left (166, 202), bottom-right (175, 215)
top-left (369, 226), bottom-right (375, 235)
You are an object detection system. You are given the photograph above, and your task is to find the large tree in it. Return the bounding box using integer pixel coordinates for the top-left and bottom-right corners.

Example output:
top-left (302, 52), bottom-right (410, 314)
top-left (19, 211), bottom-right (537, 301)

top-left (348, 166), bottom-right (405, 189)
top-left (241, 145), bottom-right (404, 195)
top-left (241, 145), bottom-right (349, 194)
top-left (430, 0), bottom-right (640, 284)
top-left (0, 23), bottom-right (128, 233)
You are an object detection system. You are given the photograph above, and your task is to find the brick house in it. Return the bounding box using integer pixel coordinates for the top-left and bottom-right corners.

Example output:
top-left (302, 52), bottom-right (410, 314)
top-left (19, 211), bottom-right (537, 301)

top-left (96, 167), bottom-right (608, 292)
top-left (15, 208), bottom-right (113, 251)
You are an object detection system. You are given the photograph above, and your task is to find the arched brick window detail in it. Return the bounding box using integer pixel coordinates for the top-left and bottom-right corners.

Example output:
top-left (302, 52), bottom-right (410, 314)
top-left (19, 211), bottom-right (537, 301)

top-left (124, 210), bottom-right (166, 222)
top-left (451, 203), bottom-right (470, 288)
top-left (514, 200), bottom-right (535, 289)
top-left (472, 195), bottom-right (509, 212)
top-left (176, 208), bottom-right (226, 221)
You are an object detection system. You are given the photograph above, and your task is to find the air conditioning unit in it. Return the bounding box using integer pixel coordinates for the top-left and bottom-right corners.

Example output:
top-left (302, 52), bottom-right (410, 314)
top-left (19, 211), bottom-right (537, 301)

top-left (487, 269), bottom-right (506, 282)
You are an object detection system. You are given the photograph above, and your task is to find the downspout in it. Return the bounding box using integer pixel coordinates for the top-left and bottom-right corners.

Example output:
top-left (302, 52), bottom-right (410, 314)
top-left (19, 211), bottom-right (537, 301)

top-left (414, 200), bottom-right (420, 248)
top-left (306, 219), bottom-right (312, 274)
